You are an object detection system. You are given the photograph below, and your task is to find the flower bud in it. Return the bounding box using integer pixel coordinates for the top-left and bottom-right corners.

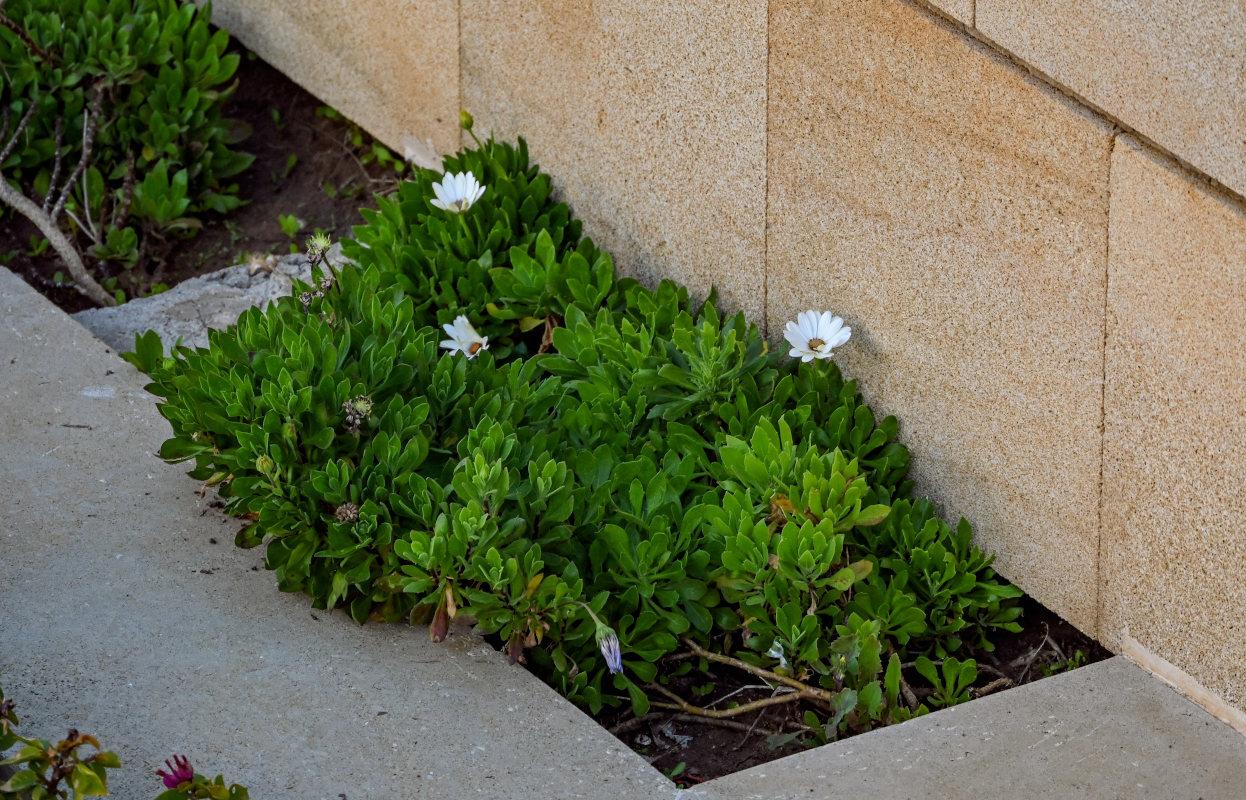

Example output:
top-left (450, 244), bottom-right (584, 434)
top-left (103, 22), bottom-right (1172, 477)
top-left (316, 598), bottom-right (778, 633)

top-left (255, 454), bottom-right (275, 475)
top-left (306, 231), bottom-right (332, 258)
top-left (459, 110), bottom-right (474, 131)
top-left (594, 623), bottom-right (623, 675)
top-left (506, 631), bottom-right (524, 665)
top-left (430, 594), bottom-right (449, 643)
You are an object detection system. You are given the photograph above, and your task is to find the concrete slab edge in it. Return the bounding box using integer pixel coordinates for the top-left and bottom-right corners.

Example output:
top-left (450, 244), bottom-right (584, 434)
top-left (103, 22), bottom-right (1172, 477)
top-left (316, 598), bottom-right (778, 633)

top-left (1121, 630), bottom-right (1246, 738)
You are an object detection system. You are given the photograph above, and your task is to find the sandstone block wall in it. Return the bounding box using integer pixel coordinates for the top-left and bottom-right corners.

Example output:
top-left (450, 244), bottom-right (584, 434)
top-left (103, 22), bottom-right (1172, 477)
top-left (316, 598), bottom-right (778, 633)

top-left (1101, 137), bottom-right (1246, 709)
top-left (204, 0), bottom-right (1246, 712)
top-left (197, 0), bottom-right (459, 166)
top-left (459, 1), bottom-right (768, 320)
top-left (976, 0), bottom-right (1246, 198)
top-left (768, 0), bottom-right (1112, 633)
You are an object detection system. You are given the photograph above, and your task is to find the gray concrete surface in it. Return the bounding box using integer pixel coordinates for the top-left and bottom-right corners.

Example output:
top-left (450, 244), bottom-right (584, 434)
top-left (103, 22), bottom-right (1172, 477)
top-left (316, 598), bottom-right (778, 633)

top-left (3, 265), bottom-right (1244, 800)
top-left (71, 246), bottom-right (348, 354)
top-left (0, 268), bottom-right (680, 800)
top-left (687, 656), bottom-right (1246, 800)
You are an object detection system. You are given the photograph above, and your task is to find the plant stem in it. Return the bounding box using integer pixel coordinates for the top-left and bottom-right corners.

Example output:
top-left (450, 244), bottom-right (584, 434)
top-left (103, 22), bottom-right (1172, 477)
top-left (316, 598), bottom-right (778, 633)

top-left (51, 86), bottom-right (105, 222)
top-left (0, 99), bottom-right (37, 166)
top-left (0, 10), bottom-right (57, 64)
top-left (0, 177), bottom-right (114, 305)
top-left (609, 711), bottom-right (790, 739)
top-left (679, 637), bottom-right (835, 702)
top-left (42, 115), bottom-right (63, 213)
top-left (648, 682), bottom-right (812, 719)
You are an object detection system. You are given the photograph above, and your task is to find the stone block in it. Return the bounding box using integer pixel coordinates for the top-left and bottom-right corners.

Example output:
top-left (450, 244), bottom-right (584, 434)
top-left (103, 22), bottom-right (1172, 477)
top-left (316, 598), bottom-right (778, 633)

top-left (460, 1), bottom-right (767, 320)
top-left (768, 0), bottom-right (1113, 632)
top-left (977, 0), bottom-right (1246, 197)
top-left (924, 0), bottom-right (974, 26)
top-left (688, 658), bottom-right (1246, 800)
top-left (72, 247), bottom-right (350, 354)
top-left (200, 0), bottom-right (459, 166)
top-left (1101, 136), bottom-right (1246, 710)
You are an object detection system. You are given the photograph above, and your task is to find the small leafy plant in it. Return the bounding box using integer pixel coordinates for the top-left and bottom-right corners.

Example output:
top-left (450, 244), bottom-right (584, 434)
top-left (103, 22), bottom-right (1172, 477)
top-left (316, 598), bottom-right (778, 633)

top-left (0, 0), bottom-right (253, 302)
top-left (129, 121), bottom-right (1024, 748)
top-left (0, 681), bottom-right (247, 800)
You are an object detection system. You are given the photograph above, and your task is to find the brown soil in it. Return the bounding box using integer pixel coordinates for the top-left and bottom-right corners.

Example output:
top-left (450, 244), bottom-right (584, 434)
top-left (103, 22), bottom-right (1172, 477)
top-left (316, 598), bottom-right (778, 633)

top-left (2, 47), bottom-right (403, 313)
top-left (598, 595), bottom-right (1110, 786)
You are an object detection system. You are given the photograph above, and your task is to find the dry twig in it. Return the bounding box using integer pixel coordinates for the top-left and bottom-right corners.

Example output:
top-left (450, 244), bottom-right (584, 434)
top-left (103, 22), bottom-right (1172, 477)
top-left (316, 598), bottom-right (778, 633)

top-left (971, 677), bottom-right (1014, 698)
top-left (0, 85), bottom-right (114, 305)
top-left (680, 637), bottom-right (835, 704)
top-left (0, 7), bottom-right (56, 64)
top-left (0, 98), bottom-right (37, 165)
top-left (648, 682), bottom-right (812, 720)
top-left (0, 178), bottom-right (113, 305)
top-left (609, 712), bottom-right (790, 739)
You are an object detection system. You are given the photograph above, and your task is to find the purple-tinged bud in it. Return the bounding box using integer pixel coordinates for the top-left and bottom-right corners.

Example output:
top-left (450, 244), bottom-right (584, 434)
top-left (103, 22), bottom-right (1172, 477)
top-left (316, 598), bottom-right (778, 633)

top-left (506, 631), bottom-right (524, 665)
top-left (595, 625), bottom-right (623, 675)
top-left (156, 754), bottom-right (194, 789)
top-left (430, 595), bottom-right (449, 643)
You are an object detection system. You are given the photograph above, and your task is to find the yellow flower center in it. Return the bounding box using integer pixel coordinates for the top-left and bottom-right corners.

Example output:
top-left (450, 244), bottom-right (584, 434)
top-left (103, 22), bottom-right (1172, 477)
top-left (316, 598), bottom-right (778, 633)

top-left (468, 341), bottom-right (483, 355)
top-left (808, 337), bottom-right (826, 350)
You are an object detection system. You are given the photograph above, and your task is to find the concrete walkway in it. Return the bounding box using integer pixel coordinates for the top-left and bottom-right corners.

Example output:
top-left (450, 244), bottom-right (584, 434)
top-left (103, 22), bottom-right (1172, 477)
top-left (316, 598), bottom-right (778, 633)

top-left (2, 266), bottom-right (1243, 799)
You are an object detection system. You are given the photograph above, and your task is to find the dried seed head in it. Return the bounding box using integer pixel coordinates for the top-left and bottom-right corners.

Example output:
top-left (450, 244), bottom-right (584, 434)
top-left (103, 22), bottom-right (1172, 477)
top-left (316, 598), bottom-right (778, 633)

top-left (341, 395), bottom-right (373, 433)
top-left (334, 502), bottom-right (360, 522)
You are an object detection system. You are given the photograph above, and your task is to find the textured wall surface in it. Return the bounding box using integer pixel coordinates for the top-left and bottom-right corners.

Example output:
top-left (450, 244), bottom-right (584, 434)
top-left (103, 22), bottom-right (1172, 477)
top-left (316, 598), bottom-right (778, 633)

top-left (768, 0), bottom-right (1112, 633)
top-left (923, 0), bottom-right (973, 25)
top-left (977, 0), bottom-right (1246, 197)
top-left (1101, 137), bottom-right (1246, 708)
top-left (201, 0), bottom-right (459, 166)
top-left (460, 1), bottom-right (768, 320)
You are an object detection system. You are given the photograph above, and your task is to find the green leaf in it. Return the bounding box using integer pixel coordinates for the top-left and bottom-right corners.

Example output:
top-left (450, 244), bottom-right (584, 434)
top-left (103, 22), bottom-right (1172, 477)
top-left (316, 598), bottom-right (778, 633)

top-left (855, 504), bottom-right (891, 527)
top-left (827, 567), bottom-right (859, 591)
top-left (70, 763), bottom-right (108, 798)
top-left (0, 768), bottom-right (38, 793)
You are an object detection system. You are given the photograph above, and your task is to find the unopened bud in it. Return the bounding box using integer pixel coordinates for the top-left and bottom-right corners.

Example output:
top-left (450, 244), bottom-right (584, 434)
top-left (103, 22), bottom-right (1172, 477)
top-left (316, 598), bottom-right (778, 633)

top-left (594, 623), bottom-right (623, 675)
top-left (430, 593), bottom-right (449, 643)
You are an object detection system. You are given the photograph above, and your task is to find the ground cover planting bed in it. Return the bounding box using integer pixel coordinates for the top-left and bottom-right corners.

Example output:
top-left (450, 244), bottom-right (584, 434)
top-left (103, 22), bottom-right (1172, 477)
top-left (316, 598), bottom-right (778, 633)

top-left (122, 125), bottom-right (1106, 781)
top-left (0, 3), bottom-right (1115, 789)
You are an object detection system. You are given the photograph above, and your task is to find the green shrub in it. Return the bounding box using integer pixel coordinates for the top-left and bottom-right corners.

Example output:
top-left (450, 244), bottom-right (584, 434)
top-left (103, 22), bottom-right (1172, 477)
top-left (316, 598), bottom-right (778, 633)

top-left (129, 133), bottom-right (1022, 743)
top-left (0, 0), bottom-right (252, 281)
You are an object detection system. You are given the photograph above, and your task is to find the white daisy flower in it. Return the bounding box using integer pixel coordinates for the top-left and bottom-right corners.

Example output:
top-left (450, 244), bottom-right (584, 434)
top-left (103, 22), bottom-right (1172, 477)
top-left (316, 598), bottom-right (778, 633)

top-left (784, 310), bottom-right (851, 362)
top-left (440, 315), bottom-right (489, 358)
top-left (430, 170), bottom-right (486, 213)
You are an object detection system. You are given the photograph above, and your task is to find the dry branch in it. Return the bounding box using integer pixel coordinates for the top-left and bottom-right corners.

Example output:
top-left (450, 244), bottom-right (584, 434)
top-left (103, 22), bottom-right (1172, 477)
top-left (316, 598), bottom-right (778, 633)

top-left (0, 177), bottom-right (114, 305)
top-left (680, 637), bottom-right (835, 703)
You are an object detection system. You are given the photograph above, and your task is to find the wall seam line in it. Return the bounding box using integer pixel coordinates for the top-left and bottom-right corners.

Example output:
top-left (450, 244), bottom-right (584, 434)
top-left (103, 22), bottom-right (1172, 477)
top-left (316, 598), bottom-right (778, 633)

top-left (1095, 132), bottom-right (1119, 642)
top-left (762, 0), bottom-right (771, 338)
top-left (457, 0), bottom-right (463, 151)
top-left (903, 0), bottom-right (1246, 213)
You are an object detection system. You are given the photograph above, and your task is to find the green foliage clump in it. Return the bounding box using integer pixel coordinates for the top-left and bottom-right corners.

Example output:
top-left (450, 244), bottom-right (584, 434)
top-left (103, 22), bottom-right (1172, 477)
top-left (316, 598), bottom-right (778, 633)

top-left (130, 131), bottom-right (1022, 744)
top-left (0, 0), bottom-right (251, 279)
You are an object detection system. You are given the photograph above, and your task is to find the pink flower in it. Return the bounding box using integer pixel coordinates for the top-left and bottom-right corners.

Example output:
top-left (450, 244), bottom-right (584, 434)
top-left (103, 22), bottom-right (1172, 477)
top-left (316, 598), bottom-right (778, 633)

top-left (156, 754), bottom-right (194, 789)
